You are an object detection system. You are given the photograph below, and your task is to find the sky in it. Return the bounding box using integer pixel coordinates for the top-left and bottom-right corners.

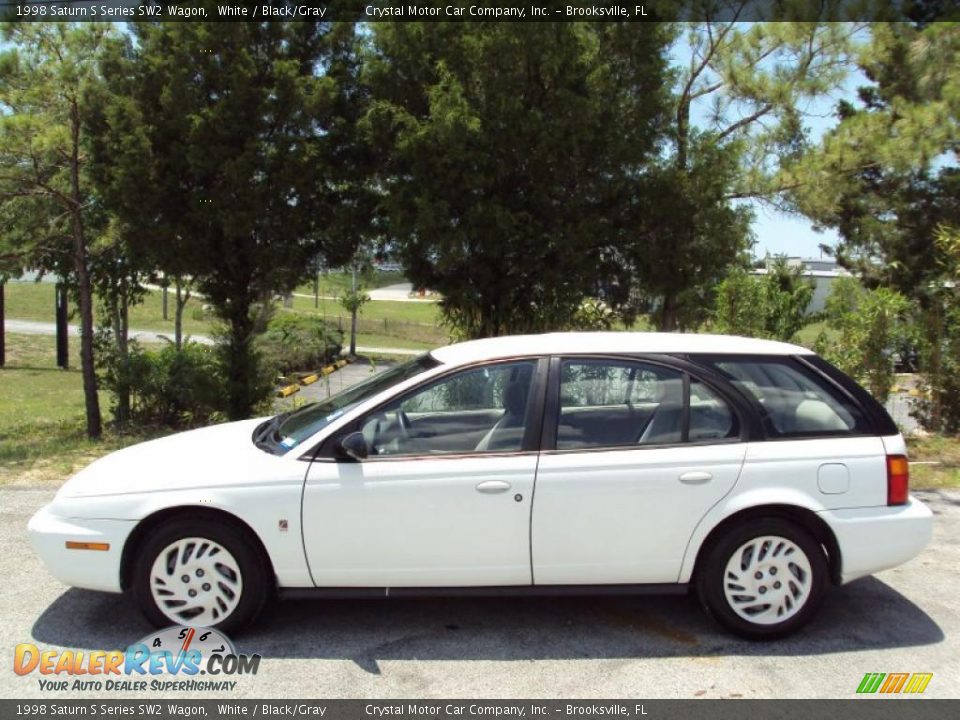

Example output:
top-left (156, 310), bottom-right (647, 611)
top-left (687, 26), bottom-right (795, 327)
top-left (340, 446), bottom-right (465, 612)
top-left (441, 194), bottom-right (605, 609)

top-left (675, 30), bottom-right (869, 261)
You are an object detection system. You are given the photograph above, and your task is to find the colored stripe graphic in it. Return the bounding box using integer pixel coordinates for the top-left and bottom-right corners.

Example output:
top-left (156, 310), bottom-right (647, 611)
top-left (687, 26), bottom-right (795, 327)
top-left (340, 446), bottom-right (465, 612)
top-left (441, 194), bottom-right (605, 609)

top-left (903, 673), bottom-right (933, 694)
top-left (857, 673), bottom-right (886, 694)
top-left (880, 673), bottom-right (910, 693)
top-left (857, 672), bottom-right (933, 694)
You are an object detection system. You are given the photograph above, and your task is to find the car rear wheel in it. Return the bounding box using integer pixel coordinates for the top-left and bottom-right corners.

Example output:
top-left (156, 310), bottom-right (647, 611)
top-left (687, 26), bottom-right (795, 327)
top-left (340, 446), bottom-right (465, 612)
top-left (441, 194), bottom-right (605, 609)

top-left (132, 517), bottom-right (270, 633)
top-left (696, 518), bottom-right (827, 639)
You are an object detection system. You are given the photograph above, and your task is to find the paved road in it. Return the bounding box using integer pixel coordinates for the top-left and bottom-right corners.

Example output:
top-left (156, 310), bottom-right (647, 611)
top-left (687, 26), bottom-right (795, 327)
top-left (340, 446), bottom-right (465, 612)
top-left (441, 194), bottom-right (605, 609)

top-left (368, 283), bottom-right (437, 303)
top-left (4, 320), bottom-right (425, 356)
top-left (1, 484), bottom-right (956, 699)
top-left (4, 319), bottom-right (215, 346)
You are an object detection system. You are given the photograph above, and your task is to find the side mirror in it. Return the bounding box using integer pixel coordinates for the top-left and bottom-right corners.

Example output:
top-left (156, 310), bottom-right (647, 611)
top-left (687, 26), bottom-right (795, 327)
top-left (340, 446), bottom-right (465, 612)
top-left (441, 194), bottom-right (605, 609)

top-left (338, 431), bottom-right (369, 461)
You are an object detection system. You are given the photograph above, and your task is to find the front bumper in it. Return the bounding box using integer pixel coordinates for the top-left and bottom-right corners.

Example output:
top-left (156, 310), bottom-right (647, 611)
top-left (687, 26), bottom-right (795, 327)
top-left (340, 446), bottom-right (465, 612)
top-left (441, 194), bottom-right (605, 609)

top-left (28, 503), bottom-right (138, 593)
top-left (818, 496), bottom-right (934, 584)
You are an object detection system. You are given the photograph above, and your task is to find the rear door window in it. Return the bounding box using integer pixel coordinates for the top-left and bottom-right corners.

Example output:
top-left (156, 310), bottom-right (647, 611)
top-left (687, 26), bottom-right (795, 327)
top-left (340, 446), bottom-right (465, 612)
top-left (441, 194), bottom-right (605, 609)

top-left (555, 359), bottom-right (738, 450)
top-left (694, 356), bottom-right (870, 437)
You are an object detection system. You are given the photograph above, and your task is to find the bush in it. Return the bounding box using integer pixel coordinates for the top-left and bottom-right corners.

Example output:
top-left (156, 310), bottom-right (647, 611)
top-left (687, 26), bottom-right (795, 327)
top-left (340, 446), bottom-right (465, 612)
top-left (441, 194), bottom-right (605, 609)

top-left (96, 340), bottom-right (226, 428)
top-left (712, 260), bottom-right (814, 342)
top-left (815, 278), bottom-right (914, 403)
top-left (913, 225), bottom-right (960, 434)
top-left (257, 313), bottom-right (344, 376)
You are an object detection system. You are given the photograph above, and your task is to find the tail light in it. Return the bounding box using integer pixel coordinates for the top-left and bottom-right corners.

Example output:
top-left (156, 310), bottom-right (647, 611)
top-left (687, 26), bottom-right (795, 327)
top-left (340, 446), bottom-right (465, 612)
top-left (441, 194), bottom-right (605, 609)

top-left (887, 455), bottom-right (910, 506)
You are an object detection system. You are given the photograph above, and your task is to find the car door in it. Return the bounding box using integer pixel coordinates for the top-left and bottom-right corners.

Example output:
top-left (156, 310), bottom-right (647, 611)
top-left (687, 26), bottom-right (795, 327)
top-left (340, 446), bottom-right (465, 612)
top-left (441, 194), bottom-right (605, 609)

top-left (531, 356), bottom-right (748, 585)
top-left (302, 358), bottom-right (546, 588)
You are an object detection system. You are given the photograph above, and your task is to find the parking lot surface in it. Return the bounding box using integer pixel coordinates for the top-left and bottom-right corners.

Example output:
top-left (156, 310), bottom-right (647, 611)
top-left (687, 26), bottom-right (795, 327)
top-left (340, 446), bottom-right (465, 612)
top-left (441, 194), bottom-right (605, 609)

top-left (2, 483), bottom-right (957, 699)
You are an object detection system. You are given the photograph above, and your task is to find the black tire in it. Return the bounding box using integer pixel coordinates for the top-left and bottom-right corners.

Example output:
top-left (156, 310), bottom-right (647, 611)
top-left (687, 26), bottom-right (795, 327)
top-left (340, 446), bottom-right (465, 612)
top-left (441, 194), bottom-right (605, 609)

top-left (131, 516), bottom-right (271, 634)
top-left (696, 518), bottom-right (827, 640)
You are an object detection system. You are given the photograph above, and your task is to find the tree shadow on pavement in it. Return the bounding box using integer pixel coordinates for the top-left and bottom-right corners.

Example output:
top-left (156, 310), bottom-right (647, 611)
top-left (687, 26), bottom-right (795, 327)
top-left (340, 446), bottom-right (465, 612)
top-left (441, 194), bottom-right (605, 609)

top-left (32, 576), bottom-right (943, 674)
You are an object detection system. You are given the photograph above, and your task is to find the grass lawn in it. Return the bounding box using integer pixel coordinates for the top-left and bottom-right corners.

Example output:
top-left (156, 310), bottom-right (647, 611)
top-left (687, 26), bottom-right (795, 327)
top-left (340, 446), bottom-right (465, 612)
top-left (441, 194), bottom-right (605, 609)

top-left (907, 435), bottom-right (960, 490)
top-left (0, 334), bottom-right (167, 485)
top-left (290, 294), bottom-right (442, 325)
top-left (4, 280), bottom-right (445, 347)
top-left (3, 280), bottom-right (212, 337)
top-left (293, 269), bottom-right (408, 297)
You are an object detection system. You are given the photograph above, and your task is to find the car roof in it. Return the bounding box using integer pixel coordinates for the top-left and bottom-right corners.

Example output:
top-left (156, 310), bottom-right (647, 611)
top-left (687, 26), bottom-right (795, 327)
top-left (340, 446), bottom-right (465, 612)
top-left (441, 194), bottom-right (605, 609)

top-left (430, 332), bottom-right (814, 366)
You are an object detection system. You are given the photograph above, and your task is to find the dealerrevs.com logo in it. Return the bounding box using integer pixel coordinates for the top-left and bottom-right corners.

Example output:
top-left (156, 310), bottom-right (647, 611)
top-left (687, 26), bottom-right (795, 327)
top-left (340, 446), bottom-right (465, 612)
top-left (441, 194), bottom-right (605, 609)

top-left (13, 626), bottom-right (260, 692)
top-left (856, 672), bottom-right (933, 695)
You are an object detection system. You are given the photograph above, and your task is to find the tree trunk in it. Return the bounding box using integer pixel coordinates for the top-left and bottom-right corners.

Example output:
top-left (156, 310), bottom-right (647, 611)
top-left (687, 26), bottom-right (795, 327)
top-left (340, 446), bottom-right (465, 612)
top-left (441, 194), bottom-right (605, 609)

top-left (113, 289), bottom-right (131, 429)
top-left (0, 282), bottom-right (4, 368)
top-left (349, 308), bottom-right (357, 356)
top-left (174, 278), bottom-right (190, 351)
top-left (225, 300), bottom-right (257, 420)
top-left (349, 264), bottom-right (358, 355)
top-left (69, 100), bottom-right (101, 440)
top-left (659, 292), bottom-right (679, 332)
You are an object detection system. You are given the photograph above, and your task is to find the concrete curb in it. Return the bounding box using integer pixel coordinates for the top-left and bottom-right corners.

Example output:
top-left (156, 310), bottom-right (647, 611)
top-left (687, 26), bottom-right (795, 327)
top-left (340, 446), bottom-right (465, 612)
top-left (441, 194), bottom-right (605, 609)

top-left (275, 355), bottom-right (356, 398)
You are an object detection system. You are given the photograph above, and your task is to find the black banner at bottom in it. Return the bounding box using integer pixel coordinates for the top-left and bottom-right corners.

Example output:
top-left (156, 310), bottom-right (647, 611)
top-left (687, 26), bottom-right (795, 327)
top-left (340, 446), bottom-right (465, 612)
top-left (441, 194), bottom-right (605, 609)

top-left (2, 700), bottom-right (956, 720)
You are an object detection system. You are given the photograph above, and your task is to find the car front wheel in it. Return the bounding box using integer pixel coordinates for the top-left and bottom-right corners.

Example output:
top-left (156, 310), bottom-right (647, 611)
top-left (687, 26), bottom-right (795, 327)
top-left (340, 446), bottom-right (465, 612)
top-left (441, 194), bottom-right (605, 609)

top-left (697, 518), bottom-right (827, 639)
top-left (132, 517), bottom-right (270, 633)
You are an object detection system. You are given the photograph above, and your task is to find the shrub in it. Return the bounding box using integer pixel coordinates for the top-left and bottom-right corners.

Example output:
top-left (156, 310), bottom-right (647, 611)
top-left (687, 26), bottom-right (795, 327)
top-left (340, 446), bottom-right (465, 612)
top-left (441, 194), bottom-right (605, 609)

top-left (712, 260), bottom-right (814, 342)
top-left (913, 225), bottom-right (960, 434)
top-left (96, 340), bottom-right (226, 428)
top-left (815, 279), bottom-right (914, 403)
top-left (257, 313), bottom-right (344, 376)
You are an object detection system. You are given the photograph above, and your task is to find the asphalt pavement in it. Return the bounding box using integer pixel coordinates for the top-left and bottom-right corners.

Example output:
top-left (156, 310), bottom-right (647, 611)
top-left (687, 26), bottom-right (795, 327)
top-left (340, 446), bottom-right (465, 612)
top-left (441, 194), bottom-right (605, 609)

top-left (4, 319), bottom-right (424, 356)
top-left (2, 483), bottom-right (957, 699)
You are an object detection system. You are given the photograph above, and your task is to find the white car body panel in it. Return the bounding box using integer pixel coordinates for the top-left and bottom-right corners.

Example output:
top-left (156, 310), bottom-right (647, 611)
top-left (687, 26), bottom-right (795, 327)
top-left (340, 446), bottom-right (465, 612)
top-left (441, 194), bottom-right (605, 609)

top-left (736, 436), bottom-right (888, 510)
top-left (532, 443), bottom-right (747, 584)
top-left (819, 498), bottom-right (933, 583)
top-left (27, 505), bottom-right (136, 592)
top-left (32, 419), bottom-right (315, 589)
top-left (303, 455), bottom-right (537, 586)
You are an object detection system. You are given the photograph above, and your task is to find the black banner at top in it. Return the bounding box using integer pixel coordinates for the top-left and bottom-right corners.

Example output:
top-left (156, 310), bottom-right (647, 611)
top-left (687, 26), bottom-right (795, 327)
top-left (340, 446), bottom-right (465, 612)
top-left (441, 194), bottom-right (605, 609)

top-left (0, 0), bottom-right (946, 23)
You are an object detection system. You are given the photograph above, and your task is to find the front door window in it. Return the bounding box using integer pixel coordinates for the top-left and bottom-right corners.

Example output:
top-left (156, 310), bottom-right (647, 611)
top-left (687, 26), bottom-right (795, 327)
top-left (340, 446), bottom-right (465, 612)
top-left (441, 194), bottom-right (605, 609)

top-left (362, 361), bottom-right (538, 456)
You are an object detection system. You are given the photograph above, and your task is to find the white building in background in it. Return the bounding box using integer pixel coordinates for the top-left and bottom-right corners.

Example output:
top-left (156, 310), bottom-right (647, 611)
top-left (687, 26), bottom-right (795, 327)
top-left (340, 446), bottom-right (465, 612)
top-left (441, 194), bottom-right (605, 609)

top-left (750, 257), bottom-right (853, 316)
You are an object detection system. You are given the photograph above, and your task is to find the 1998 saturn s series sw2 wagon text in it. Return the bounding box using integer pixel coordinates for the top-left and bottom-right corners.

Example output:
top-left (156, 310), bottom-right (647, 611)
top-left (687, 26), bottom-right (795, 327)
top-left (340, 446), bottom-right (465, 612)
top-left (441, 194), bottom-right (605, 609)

top-left (29, 332), bottom-right (933, 638)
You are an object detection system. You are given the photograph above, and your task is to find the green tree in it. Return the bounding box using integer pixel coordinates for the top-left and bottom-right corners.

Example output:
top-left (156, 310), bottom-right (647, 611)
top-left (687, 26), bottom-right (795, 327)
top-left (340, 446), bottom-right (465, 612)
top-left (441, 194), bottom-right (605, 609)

top-left (644, 15), bottom-right (862, 329)
top-left (913, 224), bottom-right (960, 434)
top-left (816, 278), bottom-right (913, 402)
top-left (89, 218), bottom-right (150, 429)
top-left (788, 22), bottom-right (960, 294)
top-left (0, 23), bottom-right (115, 439)
top-left (89, 20), bottom-right (368, 418)
top-left (712, 259), bottom-right (814, 341)
top-left (364, 21), bottom-right (672, 338)
top-left (339, 270), bottom-right (371, 357)
top-left (712, 269), bottom-right (769, 339)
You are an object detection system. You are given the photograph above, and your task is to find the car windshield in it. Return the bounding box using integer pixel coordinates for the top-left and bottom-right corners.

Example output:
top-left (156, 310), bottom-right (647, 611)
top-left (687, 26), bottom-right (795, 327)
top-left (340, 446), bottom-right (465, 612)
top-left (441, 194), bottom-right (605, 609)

top-left (253, 353), bottom-right (440, 455)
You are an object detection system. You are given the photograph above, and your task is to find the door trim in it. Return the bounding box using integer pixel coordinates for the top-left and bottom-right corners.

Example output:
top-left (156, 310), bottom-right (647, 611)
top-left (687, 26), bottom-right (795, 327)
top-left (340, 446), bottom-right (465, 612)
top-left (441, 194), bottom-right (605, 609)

top-left (278, 583), bottom-right (689, 599)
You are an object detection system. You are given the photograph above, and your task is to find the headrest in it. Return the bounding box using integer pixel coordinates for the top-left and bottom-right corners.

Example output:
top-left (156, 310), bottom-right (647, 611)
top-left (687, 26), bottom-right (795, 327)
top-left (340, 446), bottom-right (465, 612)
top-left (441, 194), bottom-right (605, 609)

top-left (503, 382), bottom-right (526, 416)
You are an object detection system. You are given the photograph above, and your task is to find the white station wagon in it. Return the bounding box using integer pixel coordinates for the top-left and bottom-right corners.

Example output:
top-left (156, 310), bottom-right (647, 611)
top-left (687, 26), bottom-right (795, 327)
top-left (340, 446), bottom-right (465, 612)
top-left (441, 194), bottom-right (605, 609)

top-left (29, 332), bottom-right (933, 638)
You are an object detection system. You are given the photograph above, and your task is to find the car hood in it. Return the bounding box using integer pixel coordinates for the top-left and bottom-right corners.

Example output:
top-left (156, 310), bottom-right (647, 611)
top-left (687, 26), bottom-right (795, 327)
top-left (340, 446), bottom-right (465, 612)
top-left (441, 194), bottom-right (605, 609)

top-left (56, 418), bottom-right (284, 499)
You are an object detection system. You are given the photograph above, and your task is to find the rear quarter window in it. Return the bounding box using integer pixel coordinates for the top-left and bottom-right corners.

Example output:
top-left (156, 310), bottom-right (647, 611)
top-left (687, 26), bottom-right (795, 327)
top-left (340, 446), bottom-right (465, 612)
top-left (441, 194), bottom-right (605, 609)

top-left (691, 355), bottom-right (871, 438)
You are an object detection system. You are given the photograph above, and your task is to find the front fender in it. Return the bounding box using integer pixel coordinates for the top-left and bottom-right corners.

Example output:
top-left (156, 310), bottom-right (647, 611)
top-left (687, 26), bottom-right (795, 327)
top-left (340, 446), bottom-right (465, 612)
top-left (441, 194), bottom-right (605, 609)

top-left (51, 481), bottom-right (312, 588)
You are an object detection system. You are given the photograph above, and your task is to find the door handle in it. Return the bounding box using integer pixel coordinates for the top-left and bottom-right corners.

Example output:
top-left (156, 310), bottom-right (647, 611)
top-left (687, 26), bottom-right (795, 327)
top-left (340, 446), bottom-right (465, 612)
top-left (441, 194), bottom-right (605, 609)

top-left (679, 471), bottom-right (712, 485)
top-left (476, 480), bottom-right (512, 494)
